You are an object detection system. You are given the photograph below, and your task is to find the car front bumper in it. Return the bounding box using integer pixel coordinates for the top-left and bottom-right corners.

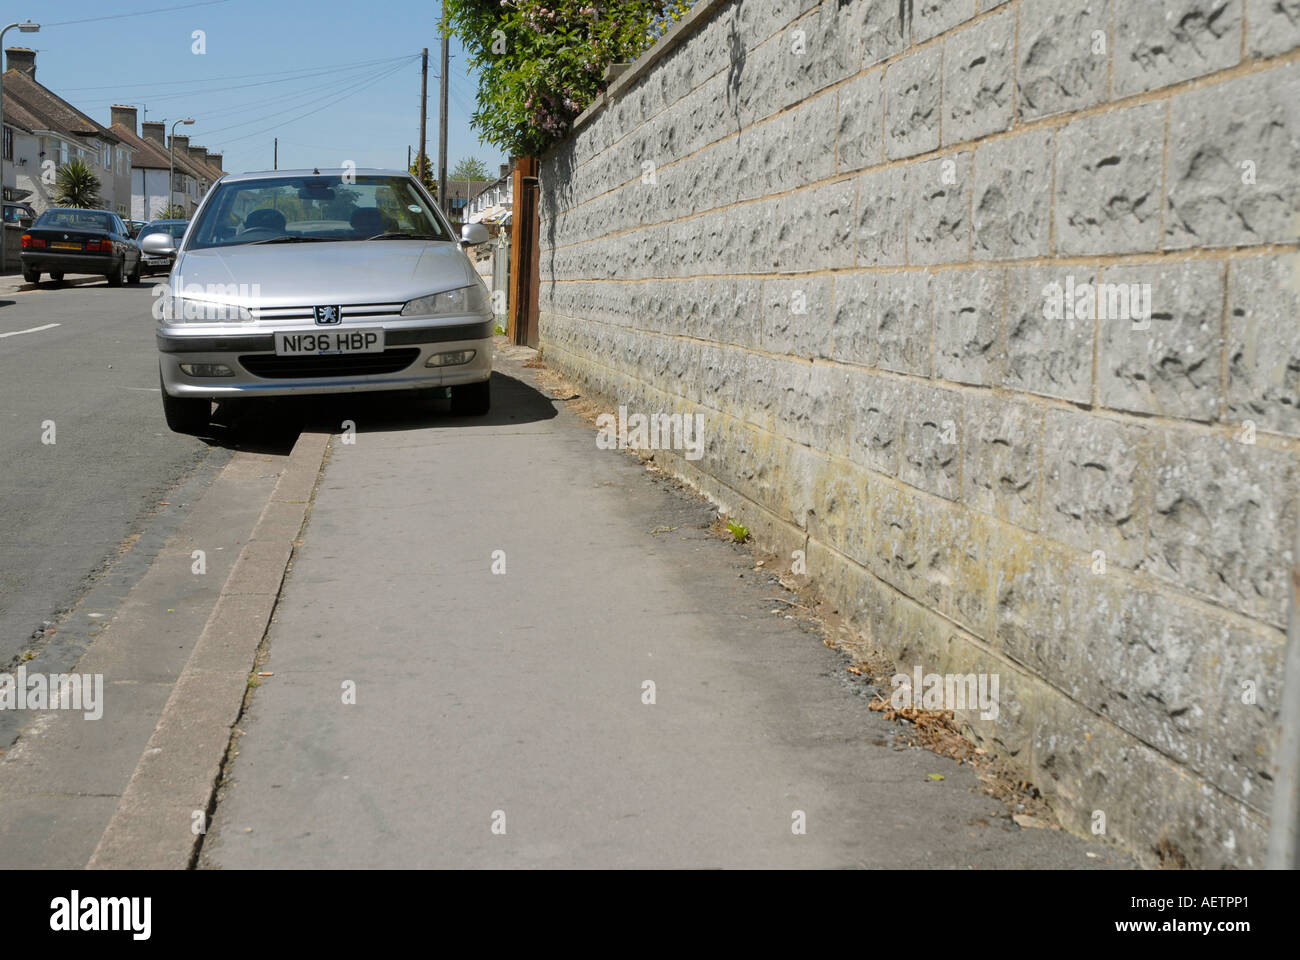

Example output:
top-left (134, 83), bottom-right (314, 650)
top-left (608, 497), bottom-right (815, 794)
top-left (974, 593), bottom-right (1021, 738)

top-left (158, 317), bottom-right (493, 398)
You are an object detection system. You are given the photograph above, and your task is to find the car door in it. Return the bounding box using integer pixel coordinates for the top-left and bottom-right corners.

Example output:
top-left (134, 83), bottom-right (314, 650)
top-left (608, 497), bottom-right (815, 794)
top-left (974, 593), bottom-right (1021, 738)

top-left (112, 215), bottom-right (138, 270)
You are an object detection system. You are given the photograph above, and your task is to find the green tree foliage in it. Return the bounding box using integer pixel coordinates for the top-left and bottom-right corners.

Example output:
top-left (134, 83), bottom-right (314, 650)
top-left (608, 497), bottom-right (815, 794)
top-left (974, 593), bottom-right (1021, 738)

top-left (154, 203), bottom-right (188, 219)
top-left (54, 158), bottom-right (103, 208)
top-left (451, 157), bottom-right (490, 181)
top-left (409, 159), bottom-right (437, 194)
top-left (446, 0), bottom-right (693, 158)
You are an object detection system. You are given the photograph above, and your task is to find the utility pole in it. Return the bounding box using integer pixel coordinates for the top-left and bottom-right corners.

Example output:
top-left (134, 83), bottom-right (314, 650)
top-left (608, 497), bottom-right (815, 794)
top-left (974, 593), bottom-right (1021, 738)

top-left (419, 47), bottom-right (428, 186)
top-left (273, 137), bottom-right (277, 171)
top-left (437, 5), bottom-right (449, 214)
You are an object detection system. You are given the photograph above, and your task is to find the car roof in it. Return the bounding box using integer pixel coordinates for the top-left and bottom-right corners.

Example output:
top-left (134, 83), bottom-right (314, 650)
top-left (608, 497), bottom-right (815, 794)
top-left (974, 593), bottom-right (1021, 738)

top-left (145, 219), bottom-right (188, 224)
top-left (39, 207), bottom-right (115, 215)
top-left (218, 168), bottom-right (412, 184)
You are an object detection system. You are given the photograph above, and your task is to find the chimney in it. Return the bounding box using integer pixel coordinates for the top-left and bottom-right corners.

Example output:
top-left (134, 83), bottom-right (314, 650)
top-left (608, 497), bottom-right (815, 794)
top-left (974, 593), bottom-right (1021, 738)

top-left (499, 163), bottom-right (509, 180)
top-left (206, 153), bottom-right (223, 171)
top-left (5, 47), bottom-right (36, 80)
top-left (110, 105), bottom-right (138, 135)
top-left (141, 121), bottom-right (166, 146)
top-left (171, 134), bottom-right (190, 156)
top-left (187, 145), bottom-right (209, 168)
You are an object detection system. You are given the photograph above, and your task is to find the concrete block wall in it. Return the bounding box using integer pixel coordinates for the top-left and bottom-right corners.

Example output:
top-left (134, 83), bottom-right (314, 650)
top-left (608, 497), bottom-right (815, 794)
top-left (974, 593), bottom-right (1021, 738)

top-left (537, 0), bottom-right (1300, 867)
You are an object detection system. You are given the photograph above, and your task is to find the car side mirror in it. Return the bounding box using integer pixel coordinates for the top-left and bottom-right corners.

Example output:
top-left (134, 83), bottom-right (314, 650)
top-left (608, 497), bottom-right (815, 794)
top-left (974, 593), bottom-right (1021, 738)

top-left (460, 222), bottom-right (490, 246)
top-left (140, 232), bottom-right (177, 257)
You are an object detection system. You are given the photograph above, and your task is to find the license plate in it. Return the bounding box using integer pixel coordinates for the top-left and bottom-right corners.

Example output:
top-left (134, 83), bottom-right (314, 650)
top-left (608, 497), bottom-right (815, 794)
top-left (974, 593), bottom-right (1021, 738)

top-left (50, 242), bottom-right (81, 251)
top-left (274, 329), bottom-right (384, 356)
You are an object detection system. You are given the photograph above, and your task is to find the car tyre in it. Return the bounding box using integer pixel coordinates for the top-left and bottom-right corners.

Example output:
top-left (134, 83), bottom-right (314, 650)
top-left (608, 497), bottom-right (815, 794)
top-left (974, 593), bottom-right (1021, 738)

top-left (159, 371), bottom-right (211, 434)
top-left (450, 378), bottom-right (490, 416)
top-left (49, 271), bottom-right (64, 285)
top-left (127, 258), bottom-right (141, 284)
top-left (107, 259), bottom-right (126, 287)
top-left (22, 268), bottom-right (38, 283)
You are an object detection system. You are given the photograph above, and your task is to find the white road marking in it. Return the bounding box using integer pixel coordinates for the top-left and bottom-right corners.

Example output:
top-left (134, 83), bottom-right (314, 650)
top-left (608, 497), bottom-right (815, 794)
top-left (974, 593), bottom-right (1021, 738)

top-left (0, 323), bottom-right (60, 339)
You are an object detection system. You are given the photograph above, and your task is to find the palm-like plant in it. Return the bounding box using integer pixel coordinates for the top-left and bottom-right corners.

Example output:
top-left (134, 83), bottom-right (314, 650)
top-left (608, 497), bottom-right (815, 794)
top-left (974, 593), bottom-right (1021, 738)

top-left (54, 158), bottom-right (102, 208)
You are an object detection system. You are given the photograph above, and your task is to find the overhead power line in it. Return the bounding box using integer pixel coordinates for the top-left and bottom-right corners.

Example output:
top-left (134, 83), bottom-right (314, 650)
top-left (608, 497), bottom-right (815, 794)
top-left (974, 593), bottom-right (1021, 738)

top-left (61, 54), bottom-right (416, 95)
top-left (212, 58), bottom-right (414, 148)
top-left (44, 0), bottom-right (233, 28)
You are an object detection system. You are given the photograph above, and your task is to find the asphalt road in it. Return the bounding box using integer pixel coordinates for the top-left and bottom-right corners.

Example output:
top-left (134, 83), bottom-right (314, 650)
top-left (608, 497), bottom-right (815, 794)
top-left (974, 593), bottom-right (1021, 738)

top-left (0, 280), bottom-right (217, 669)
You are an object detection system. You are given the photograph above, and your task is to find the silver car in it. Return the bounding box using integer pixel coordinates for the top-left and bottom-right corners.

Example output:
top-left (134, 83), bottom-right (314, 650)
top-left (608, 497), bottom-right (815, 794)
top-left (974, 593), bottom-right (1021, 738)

top-left (144, 168), bottom-right (494, 434)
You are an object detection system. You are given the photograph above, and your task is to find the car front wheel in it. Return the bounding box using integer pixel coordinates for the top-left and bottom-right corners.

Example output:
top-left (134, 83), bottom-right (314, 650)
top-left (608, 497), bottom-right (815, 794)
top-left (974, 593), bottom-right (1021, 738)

top-left (127, 258), bottom-right (141, 284)
top-left (450, 378), bottom-right (490, 416)
top-left (159, 371), bottom-right (211, 434)
top-left (107, 259), bottom-right (126, 287)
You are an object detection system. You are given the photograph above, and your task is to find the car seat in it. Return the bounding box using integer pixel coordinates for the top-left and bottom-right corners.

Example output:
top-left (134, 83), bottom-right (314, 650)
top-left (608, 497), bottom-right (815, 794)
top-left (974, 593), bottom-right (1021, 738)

top-left (244, 208), bottom-right (287, 232)
top-left (349, 207), bottom-right (386, 237)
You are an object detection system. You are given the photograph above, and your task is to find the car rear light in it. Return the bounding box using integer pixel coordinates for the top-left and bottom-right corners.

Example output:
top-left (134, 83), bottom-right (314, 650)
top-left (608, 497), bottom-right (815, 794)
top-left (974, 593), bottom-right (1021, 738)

top-left (21, 234), bottom-right (44, 248)
top-left (85, 239), bottom-right (112, 252)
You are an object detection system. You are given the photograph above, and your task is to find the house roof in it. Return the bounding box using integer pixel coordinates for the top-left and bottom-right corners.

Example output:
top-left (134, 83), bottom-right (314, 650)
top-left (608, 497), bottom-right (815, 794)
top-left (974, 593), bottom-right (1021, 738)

top-left (108, 122), bottom-right (176, 172)
top-left (187, 150), bottom-right (226, 181)
top-left (1, 91), bottom-right (38, 133)
top-left (3, 68), bottom-right (120, 145)
top-left (122, 126), bottom-right (219, 182)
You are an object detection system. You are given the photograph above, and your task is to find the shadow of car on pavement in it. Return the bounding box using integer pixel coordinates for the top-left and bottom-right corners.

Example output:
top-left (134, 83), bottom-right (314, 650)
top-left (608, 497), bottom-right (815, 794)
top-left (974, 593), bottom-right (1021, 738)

top-left (198, 370), bottom-right (558, 454)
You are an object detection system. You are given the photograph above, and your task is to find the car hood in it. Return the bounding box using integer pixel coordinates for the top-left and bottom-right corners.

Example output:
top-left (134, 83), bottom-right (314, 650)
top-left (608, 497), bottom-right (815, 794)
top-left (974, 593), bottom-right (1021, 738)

top-left (170, 241), bottom-right (474, 307)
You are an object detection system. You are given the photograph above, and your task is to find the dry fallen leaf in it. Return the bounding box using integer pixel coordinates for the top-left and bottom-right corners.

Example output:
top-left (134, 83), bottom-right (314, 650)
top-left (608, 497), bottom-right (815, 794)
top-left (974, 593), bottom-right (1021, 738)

top-left (1013, 814), bottom-right (1056, 830)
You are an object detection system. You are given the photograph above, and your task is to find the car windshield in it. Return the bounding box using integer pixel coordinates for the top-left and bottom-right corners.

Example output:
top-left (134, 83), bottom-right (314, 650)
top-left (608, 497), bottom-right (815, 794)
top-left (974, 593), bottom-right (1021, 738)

top-left (36, 210), bottom-right (113, 231)
top-left (145, 221), bottom-right (188, 239)
top-left (186, 174), bottom-right (452, 249)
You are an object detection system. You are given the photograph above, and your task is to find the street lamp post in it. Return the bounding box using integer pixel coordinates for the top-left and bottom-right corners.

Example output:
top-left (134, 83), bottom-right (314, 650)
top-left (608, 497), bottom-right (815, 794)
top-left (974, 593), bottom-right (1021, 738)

top-left (168, 117), bottom-right (194, 218)
top-left (0, 19), bottom-right (40, 275)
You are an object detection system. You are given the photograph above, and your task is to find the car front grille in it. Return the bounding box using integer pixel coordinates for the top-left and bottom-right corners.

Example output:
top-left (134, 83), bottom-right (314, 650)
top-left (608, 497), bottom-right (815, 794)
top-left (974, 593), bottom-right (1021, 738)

top-left (239, 348), bottom-right (421, 379)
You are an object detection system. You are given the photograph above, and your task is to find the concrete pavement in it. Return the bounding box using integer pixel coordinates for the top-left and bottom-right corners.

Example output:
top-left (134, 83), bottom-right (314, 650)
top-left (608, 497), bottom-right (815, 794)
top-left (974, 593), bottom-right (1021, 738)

top-left (199, 344), bottom-right (1128, 869)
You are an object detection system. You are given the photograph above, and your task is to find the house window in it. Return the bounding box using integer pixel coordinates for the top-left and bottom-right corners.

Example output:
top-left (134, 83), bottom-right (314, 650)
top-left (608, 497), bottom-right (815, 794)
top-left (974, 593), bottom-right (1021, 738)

top-left (3, 127), bottom-right (10, 162)
top-left (59, 142), bottom-right (68, 165)
top-left (102, 144), bottom-right (111, 169)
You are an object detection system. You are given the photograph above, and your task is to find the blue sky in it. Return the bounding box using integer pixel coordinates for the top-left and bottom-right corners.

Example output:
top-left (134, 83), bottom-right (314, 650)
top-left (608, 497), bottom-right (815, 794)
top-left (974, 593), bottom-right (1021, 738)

top-left (19, 0), bottom-right (507, 177)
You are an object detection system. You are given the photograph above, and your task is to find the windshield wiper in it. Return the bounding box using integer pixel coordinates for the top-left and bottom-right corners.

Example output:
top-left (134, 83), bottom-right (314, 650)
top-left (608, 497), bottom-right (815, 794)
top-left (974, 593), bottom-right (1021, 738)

top-left (364, 232), bottom-right (443, 241)
top-left (249, 235), bottom-right (344, 244)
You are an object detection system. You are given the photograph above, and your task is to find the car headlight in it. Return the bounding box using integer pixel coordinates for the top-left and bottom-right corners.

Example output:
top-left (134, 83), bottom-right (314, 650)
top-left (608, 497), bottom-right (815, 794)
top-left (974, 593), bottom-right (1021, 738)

top-left (155, 295), bottom-right (252, 323)
top-left (401, 283), bottom-right (489, 317)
